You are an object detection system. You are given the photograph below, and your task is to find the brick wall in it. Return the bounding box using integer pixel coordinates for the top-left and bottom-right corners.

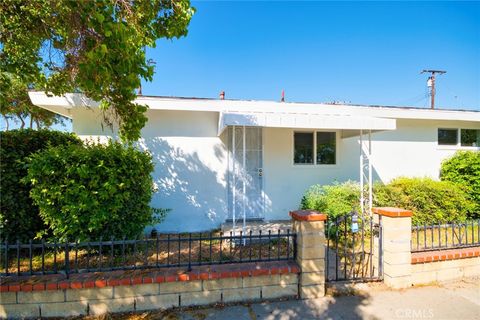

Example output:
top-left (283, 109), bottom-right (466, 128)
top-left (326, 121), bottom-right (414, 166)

top-left (411, 247), bottom-right (480, 284)
top-left (0, 261), bottom-right (300, 318)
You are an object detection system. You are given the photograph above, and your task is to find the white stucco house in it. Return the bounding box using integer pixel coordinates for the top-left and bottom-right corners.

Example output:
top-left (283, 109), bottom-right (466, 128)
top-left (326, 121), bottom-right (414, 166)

top-left (29, 92), bottom-right (480, 232)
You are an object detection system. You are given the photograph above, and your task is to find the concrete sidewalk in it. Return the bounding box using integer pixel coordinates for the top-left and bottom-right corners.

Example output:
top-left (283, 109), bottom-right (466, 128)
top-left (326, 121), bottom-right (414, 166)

top-left (105, 277), bottom-right (480, 320)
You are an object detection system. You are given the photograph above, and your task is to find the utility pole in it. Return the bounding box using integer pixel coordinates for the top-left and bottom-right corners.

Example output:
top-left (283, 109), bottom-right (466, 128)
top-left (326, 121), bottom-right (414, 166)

top-left (421, 69), bottom-right (446, 109)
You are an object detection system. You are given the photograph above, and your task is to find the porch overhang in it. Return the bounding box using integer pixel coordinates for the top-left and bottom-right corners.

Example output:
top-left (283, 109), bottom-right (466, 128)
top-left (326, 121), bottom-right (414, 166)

top-left (218, 112), bottom-right (397, 137)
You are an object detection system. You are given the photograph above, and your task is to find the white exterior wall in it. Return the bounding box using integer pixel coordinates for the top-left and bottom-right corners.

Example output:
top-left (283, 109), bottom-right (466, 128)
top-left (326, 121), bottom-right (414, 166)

top-left (70, 107), bottom-right (479, 231)
top-left (263, 119), bottom-right (479, 220)
top-left (71, 108), bottom-right (229, 232)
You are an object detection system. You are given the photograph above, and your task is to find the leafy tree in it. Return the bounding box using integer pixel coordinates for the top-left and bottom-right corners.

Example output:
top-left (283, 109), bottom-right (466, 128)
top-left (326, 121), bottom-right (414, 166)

top-left (0, 0), bottom-right (194, 141)
top-left (441, 151), bottom-right (480, 217)
top-left (0, 73), bottom-right (66, 130)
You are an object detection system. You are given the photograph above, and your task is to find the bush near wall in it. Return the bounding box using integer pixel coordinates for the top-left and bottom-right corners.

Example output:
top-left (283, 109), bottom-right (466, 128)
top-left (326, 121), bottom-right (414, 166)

top-left (300, 181), bottom-right (361, 220)
top-left (25, 141), bottom-right (166, 241)
top-left (440, 151), bottom-right (480, 218)
top-left (301, 177), bottom-right (474, 225)
top-left (374, 177), bottom-right (475, 225)
top-left (0, 129), bottom-right (82, 241)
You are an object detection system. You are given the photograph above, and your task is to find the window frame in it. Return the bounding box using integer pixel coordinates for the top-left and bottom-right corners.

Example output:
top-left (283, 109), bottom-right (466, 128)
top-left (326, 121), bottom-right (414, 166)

top-left (292, 130), bottom-right (338, 167)
top-left (437, 127), bottom-right (480, 150)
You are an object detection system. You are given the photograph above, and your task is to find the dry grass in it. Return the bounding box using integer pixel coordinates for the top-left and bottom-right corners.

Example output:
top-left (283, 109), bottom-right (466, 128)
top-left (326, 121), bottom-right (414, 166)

top-left (1, 232), bottom-right (294, 275)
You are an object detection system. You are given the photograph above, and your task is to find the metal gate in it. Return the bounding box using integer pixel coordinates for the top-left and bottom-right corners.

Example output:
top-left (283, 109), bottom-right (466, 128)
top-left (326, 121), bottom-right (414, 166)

top-left (325, 211), bottom-right (383, 282)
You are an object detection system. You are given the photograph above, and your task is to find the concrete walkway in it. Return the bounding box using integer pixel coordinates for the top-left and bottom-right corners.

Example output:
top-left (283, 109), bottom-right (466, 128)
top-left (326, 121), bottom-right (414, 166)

top-left (126, 277), bottom-right (480, 320)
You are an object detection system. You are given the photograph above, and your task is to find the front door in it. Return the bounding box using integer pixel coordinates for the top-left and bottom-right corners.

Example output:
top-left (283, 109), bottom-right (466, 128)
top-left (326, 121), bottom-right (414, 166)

top-left (227, 126), bottom-right (264, 222)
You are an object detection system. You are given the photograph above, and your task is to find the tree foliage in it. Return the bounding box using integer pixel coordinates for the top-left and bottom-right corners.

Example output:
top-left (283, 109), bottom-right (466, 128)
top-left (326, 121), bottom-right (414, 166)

top-left (0, 72), bottom-right (67, 130)
top-left (0, 0), bottom-right (194, 141)
top-left (0, 129), bottom-right (82, 241)
top-left (26, 141), bottom-right (166, 241)
top-left (374, 177), bottom-right (475, 224)
top-left (441, 151), bottom-right (480, 217)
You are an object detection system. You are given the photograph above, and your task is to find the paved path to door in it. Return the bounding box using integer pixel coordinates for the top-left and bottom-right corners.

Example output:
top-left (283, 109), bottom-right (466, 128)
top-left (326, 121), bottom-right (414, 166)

top-left (116, 277), bottom-right (479, 320)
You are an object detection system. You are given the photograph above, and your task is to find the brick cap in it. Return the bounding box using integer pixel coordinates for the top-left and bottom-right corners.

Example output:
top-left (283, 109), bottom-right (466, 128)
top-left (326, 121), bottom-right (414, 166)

top-left (290, 210), bottom-right (327, 221)
top-left (372, 207), bottom-right (412, 218)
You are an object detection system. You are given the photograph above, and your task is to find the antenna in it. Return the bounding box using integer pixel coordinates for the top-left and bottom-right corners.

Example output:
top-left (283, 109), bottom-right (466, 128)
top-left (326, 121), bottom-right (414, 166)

top-left (420, 69), bottom-right (446, 109)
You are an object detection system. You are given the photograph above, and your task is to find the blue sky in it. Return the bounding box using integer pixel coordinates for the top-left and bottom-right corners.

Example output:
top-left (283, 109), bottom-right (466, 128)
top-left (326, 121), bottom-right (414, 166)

top-left (143, 1), bottom-right (480, 110)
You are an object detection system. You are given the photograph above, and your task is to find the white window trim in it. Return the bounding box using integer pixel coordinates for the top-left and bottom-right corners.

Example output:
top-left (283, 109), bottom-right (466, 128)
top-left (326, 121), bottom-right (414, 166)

top-left (292, 130), bottom-right (339, 167)
top-left (437, 127), bottom-right (480, 150)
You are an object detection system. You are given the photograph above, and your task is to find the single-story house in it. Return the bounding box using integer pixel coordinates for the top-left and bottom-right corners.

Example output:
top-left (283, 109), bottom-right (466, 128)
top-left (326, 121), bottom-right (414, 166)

top-left (29, 92), bottom-right (480, 232)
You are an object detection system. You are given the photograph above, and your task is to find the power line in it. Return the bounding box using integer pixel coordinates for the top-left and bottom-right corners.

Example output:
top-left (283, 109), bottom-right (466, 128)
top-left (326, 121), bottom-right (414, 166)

top-left (420, 69), bottom-right (446, 109)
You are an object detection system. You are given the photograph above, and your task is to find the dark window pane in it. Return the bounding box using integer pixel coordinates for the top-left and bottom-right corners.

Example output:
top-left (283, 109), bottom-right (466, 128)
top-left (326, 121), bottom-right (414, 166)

top-left (294, 132), bottom-right (313, 164)
top-left (461, 129), bottom-right (480, 147)
top-left (317, 132), bottom-right (336, 164)
top-left (438, 129), bottom-right (458, 145)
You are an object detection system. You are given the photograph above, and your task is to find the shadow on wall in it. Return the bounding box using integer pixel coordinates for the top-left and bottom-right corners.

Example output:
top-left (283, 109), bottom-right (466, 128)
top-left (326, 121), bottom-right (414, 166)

top-left (138, 137), bottom-right (229, 233)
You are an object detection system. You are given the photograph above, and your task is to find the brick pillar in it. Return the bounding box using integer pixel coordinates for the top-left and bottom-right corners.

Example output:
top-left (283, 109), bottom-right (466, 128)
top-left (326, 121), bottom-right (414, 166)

top-left (290, 210), bottom-right (327, 299)
top-left (372, 207), bottom-right (413, 289)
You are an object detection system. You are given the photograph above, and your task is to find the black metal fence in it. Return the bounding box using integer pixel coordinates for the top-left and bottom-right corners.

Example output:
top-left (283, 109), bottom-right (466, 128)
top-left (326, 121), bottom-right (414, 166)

top-left (411, 220), bottom-right (480, 252)
top-left (0, 230), bottom-right (296, 277)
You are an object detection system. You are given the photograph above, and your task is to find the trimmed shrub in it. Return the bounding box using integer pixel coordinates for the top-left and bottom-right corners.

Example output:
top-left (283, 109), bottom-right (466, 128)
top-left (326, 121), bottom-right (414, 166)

top-left (440, 151), bottom-right (480, 218)
top-left (374, 177), bottom-right (475, 225)
top-left (300, 181), bottom-right (361, 219)
top-left (25, 141), bottom-right (165, 241)
top-left (0, 129), bottom-right (82, 241)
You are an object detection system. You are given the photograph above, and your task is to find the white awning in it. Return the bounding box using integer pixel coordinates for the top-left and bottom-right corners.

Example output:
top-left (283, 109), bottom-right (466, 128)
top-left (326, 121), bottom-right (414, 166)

top-left (218, 112), bottom-right (396, 136)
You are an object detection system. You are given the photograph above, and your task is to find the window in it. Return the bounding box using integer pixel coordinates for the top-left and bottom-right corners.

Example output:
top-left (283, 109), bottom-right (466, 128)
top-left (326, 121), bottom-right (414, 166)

top-left (317, 132), bottom-right (336, 164)
top-left (294, 132), bottom-right (314, 164)
top-left (294, 131), bottom-right (336, 165)
top-left (461, 129), bottom-right (480, 147)
top-left (438, 129), bottom-right (458, 145)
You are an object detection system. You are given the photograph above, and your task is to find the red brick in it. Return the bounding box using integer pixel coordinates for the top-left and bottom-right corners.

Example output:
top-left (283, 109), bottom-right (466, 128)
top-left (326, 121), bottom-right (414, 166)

top-left (166, 275), bottom-right (177, 282)
top-left (119, 278), bottom-right (131, 286)
top-left (0, 285), bottom-right (9, 292)
top-left (220, 271), bottom-right (231, 278)
top-left (199, 273), bottom-right (209, 280)
top-left (20, 284), bottom-right (33, 292)
top-left (468, 251), bottom-right (474, 257)
top-left (154, 275), bottom-right (165, 283)
top-left (188, 272), bottom-right (199, 281)
top-left (440, 255), bottom-right (447, 260)
top-left (9, 284), bottom-right (20, 292)
top-left (231, 271), bottom-right (241, 278)
top-left (251, 269), bottom-right (263, 277)
top-left (70, 281), bottom-right (82, 289)
top-left (425, 256), bottom-right (432, 262)
top-left (33, 283), bottom-right (45, 291)
top-left (46, 283), bottom-right (58, 290)
top-left (95, 280), bottom-right (107, 288)
top-left (241, 270), bottom-right (250, 277)
top-left (143, 277), bottom-right (153, 284)
top-left (290, 265), bottom-right (300, 273)
top-left (132, 277), bottom-right (142, 285)
top-left (106, 279), bottom-right (119, 287)
top-left (279, 267), bottom-right (289, 274)
top-left (411, 258), bottom-right (418, 264)
top-left (209, 272), bottom-right (220, 280)
top-left (178, 274), bottom-right (189, 281)
top-left (58, 282), bottom-right (69, 290)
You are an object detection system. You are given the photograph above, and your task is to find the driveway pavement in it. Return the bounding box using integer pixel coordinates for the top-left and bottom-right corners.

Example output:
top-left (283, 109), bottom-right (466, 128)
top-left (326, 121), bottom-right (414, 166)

top-left (101, 277), bottom-right (480, 320)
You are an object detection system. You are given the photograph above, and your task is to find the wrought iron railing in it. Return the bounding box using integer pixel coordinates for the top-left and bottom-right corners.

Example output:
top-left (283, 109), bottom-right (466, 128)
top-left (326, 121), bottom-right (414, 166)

top-left (411, 220), bottom-right (480, 252)
top-left (0, 230), bottom-right (296, 277)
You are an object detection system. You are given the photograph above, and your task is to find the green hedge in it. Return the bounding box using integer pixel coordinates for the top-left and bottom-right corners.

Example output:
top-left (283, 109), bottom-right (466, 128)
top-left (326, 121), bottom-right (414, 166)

top-left (440, 151), bottom-right (480, 218)
top-left (300, 177), bottom-right (474, 225)
top-left (0, 129), bottom-right (82, 241)
top-left (25, 141), bottom-right (165, 241)
top-left (300, 181), bottom-right (360, 220)
top-left (374, 177), bottom-right (475, 225)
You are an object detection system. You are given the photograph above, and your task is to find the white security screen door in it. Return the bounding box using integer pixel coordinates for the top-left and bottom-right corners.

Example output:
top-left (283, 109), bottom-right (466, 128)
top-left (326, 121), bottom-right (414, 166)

top-left (227, 126), bottom-right (264, 225)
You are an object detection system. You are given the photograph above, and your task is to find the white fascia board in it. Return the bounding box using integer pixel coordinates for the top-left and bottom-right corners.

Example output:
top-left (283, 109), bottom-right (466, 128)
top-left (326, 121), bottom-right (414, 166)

top-left (218, 112), bottom-right (396, 136)
top-left (29, 92), bottom-right (480, 122)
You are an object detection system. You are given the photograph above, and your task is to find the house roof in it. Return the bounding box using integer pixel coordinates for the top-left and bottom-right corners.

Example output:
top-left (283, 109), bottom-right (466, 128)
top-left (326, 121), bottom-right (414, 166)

top-left (28, 91), bottom-right (480, 123)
